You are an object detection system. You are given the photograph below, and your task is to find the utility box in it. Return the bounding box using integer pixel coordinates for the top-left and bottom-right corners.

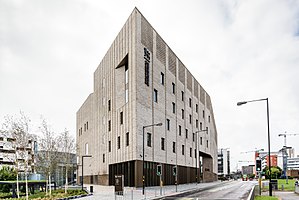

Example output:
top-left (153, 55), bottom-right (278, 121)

top-left (115, 175), bottom-right (124, 194)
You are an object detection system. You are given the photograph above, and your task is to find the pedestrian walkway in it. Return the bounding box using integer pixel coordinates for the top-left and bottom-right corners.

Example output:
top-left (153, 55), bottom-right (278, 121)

top-left (80, 181), bottom-right (224, 200)
top-left (261, 191), bottom-right (299, 200)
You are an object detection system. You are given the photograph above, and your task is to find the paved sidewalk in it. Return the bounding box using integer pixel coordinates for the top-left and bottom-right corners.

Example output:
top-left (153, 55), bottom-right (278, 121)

top-left (80, 181), bottom-right (225, 200)
top-left (261, 191), bottom-right (299, 200)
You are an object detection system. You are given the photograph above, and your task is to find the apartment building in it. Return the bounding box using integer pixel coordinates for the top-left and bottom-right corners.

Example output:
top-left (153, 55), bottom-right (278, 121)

top-left (76, 8), bottom-right (218, 187)
top-left (218, 148), bottom-right (230, 177)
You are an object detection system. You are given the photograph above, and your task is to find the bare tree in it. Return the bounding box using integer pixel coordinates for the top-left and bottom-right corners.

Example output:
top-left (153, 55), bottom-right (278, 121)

top-left (58, 129), bottom-right (76, 194)
top-left (1, 112), bottom-right (34, 200)
top-left (36, 118), bottom-right (59, 196)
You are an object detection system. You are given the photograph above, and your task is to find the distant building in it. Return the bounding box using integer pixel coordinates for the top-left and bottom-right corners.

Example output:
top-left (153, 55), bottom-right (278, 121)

top-left (76, 8), bottom-right (218, 187)
top-left (218, 148), bottom-right (230, 177)
top-left (242, 165), bottom-right (254, 175)
top-left (287, 169), bottom-right (299, 178)
top-left (287, 157), bottom-right (299, 170)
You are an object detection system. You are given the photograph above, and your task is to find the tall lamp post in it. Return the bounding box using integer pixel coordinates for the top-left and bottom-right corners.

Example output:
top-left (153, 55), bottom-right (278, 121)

top-left (81, 155), bottom-right (92, 190)
top-left (237, 98), bottom-right (272, 196)
top-left (194, 129), bottom-right (208, 184)
top-left (142, 122), bottom-right (163, 195)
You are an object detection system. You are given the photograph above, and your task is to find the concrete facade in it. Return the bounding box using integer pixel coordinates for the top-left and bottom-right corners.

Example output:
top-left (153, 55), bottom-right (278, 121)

top-left (76, 8), bottom-right (218, 187)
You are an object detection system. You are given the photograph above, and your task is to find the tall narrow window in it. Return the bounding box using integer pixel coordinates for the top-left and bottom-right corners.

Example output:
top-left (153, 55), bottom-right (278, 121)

top-left (154, 89), bottom-right (158, 102)
top-left (161, 72), bottom-right (164, 85)
top-left (126, 132), bottom-right (129, 146)
top-left (193, 133), bottom-right (195, 142)
top-left (172, 102), bottom-right (175, 114)
top-left (208, 116), bottom-right (211, 123)
top-left (203, 110), bottom-right (205, 118)
top-left (182, 145), bottom-right (185, 155)
top-left (147, 133), bottom-right (152, 147)
top-left (145, 61), bottom-right (149, 86)
top-left (189, 114), bottom-right (192, 124)
top-left (172, 83), bottom-right (175, 94)
top-left (189, 98), bottom-right (192, 107)
top-left (196, 104), bottom-right (198, 113)
top-left (108, 100), bottom-right (111, 111)
top-left (103, 154), bottom-right (105, 163)
top-left (108, 120), bottom-right (111, 132)
top-left (200, 122), bottom-right (202, 130)
top-left (179, 125), bottom-right (181, 136)
top-left (195, 149), bottom-right (197, 158)
top-left (190, 148), bottom-right (192, 157)
top-left (185, 129), bottom-right (188, 139)
top-left (181, 91), bottom-right (184, 101)
top-left (207, 140), bottom-right (209, 148)
top-left (196, 119), bottom-right (198, 128)
top-left (117, 136), bottom-right (120, 149)
top-left (86, 121), bottom-right (88, 130)
top-left (161, 138), bottom-right (165, 150)
top-left (182, 109), bottom-right (184, 119)
top-left (200, 137), bottom-right (203, 145)
top-left (173, 142), bottom-right (176, 153)
top-left (108, 141), bottom-right (111, 152)
top-left (120, 112), bottom-right (123, 125)
top-left (206, 127), bottom-right (209, 134)
top-left (167, 119), bottom-right (170, 130)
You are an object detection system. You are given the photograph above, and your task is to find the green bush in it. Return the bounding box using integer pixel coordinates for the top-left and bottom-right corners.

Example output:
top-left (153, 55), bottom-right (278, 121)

top-left (0, 166), bottom-right (17, 192)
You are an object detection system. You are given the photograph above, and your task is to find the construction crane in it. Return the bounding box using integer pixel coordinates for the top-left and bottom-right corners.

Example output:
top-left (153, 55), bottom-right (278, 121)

top-left (278, 132), bottom-right (299, 184)
top-left (278, 132), bottom-right (299, 147)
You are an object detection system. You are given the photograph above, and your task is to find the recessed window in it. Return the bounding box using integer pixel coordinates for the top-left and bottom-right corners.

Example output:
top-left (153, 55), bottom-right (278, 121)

top-left (172, 102), bottom-right (175, 114)
top-left (103, 154), bottom-right (105, 163)
top-left (108, 141), bottom-right (111, 152)
top-left (147, 133), bottom-right (152, 147)
top-left (208, 116), bottom-right (211, 123)
top-left (181, 91), bottom-right (184, 101)
top-left (178, 125), bottom-right (181, 136)
top-left (120, 112), bottom-right (123, 125)
top-left (189, 98), bottom-right (192, 107)
top-left (190, 148), bottom-right (192, 157)
top-left (86, 121), bottom-right (88, 130)
top-left (172, 83), bottom-right (175, 94)
top-left (173, 142), bottom-right (176, 153)
top-left (185, 129), bottom-right (188, 139)
top-left (182, 109), bottom-right (184, 119)
top-left (200, 122), bottom-right (202, 130)
top-left (161, 72), bottom-right (164, 85)
top-left (206, 127), bottom-right (209, 134)
top-left (126, 132), bottom-right (129, 146)
top-left (117, 136), bottom-right (120, 149)
top-left (195, 149), bottom-right (197, 158)
top-left (154, 89), bottom-right (158, 103)
top-left (193, 133), bottom-right (195, 142)
top-left (108, 120), bottom-right (111, 131)
top-left (161, 138), bottom-right (165, 150)
top-left (167, 119), bottom-right (170, 130)
top-left (200, 137), bottom-right (203, 145)
top-left (108, 100), bottom-right (111, 111)
top-left (203, 110), bottom-right (205, 118)
top-left (189, 114), bottom-right (192, 124)
top-left (196, 104), bottom-right (198, 113)
top-left (145, 61), bottom-right (150, 86)
top-left (182, 145), bottom-right (185, 155)
top-left (196, 120), bottom-right (198, 128)
top-left (207, 140), bottom-right (209, 148)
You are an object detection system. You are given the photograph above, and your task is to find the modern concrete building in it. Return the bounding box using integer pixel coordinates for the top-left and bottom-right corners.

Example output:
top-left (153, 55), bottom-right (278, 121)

top-left (76, 8), bottom-right (218, 187)
top-left (218, 148), bottom-right (230, 177)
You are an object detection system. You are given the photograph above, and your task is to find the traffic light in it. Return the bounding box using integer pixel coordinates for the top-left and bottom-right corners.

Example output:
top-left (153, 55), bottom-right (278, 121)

top-left (157, 164), bottom-right (162, 176)
top-left (256, 159), bottom-right (262, 172)
top-left (172, 166), bottom-right (177, 176)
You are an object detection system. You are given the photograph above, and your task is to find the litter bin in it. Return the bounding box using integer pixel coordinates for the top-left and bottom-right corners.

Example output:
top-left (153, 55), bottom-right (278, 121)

top-left (90, 186), bottom-right (93, 193)
top-left (270, 180), bottom-right (278, 190)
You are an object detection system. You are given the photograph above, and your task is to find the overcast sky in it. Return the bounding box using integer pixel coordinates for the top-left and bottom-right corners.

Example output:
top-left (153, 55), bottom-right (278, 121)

top-left (1, 0), bottom-right (299, 171)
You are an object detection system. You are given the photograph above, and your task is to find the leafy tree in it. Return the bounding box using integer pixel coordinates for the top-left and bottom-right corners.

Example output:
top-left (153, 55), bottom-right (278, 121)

top-left (262, 166), bottom-right (282, 179)
top-left (0, 166), bottom-right (17, 192)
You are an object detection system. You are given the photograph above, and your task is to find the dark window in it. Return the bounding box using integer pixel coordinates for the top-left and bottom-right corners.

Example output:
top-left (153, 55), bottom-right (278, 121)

top-left (189, 114), bottom-right (192, 124)
top-left (108, 120), bottom-right (111, 131)
top-left (126, 132), bottom-right (129, 146)
top-left (117, 136), bottom-right (120, 149)
top-left (86, 121), bottom-right (88, 130)
top-left (196, 104), bottom-right (198, 113)
top-left (172, 83), bottom-right (175, 94)
top-left (200, 122), bottom-right (202, 130)
top-left (190, 148), bottom-right (192, 157)
top-left (154, 89), bottom-right (158, 103)
top-left (173, 142), bottom-right (176, 153)
top-left (193, 133), bottom-right (195, 142)
top-left (103, 154), bottom-right (105, 163)
top-left (189, 98), bottom-right (192, 107)
top-left (200, 137), bottom-right (203, 145)
top-left (186, 129), bottom-right (188, 139)
top-left (208, 116), bottom-right (211, 123)
top-left (195, 149), bottom-right (197, 158)
top-left (161, 72), bottom-right (164, 85)
top-left (161, 138), bottom-right (165, 150)
top-left (172, 102), bottom-right (175, 113)
top-left (206, 127), bottom-right (209, 134)
top-left (147, 133), bottom-right (152, 147)
top-left (108, 100), bottom-right (111, 111)
top-left (207, 140), bottom-right (209, 148)
top-left (108, 141), bottom-right (111, 152)
top-left (196, 119), bottom-right (198, 128)
top-left (203, 110), bottom-right (205, 118)
top-left (120, 112), bottom-right (123, 125)
top-left (179, 125), bottom-right (181, 136)
top-left (181, 91), bottom-right (184, 101)
top-left (145, 61), bottom-right (149, 86)
top-left (167, 119), bottom-right (170, 130)
top-left (84, 124), bottom-right (86, 131)
top-left (182, 109), bottom-right (184, 119)
top-left (182, 145), bottom-right (185, 155)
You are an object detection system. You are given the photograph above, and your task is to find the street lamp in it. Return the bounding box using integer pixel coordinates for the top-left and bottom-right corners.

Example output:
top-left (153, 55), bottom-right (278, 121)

top-left (81, 155), bottom-right (92, 190)
top-left (194, 128), bottom-right (208, 184)
top-left (142, 122), bottom-right (163, 195)
top-left (237, 98), bottom-right (272, 196)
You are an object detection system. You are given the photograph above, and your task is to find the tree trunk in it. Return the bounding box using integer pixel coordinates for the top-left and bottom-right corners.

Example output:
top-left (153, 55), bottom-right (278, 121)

top-left (49, 174), bottom-right (52, 195)
top-left (25, 167), bottom-right (28, 200)
top-left (16, 172), bottom-right (20, 198)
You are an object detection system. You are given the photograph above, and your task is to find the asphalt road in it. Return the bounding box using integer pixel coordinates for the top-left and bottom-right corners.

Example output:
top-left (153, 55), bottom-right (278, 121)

top-left (162, 180), bottom-right (257, 200)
